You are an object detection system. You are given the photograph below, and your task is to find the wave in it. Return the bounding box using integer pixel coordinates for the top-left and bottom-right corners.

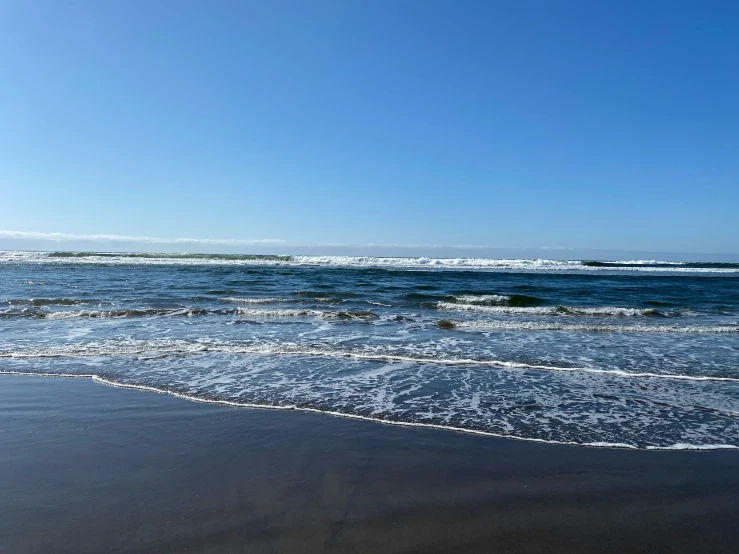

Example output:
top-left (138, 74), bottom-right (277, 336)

top-left (224, 295), bottom-right (344, 305)
top-left (450, 294), bottom-right (546, 307)
top-left (4, 251), bottom-right (739, 273)
top-left (1, 338), bottom-right (737, 382)
top-left (223, 297), bottom-right (291, 304)
top-left (583, 260), bottom-right (739, 270)
top-left (235, 308), bottom-right (376, 320)
top-left (45, 308), bottom-right (211, 319)
top-left (3, 370), bottom-right (736, 451)
top-left (2, 298), bottom-right (94, 307)
top-left (0, 308), bottom-right (203, 319)
top-left (0, 307), bottom-right (377, 320)
top-left (438, 302), bottom-right (665, 317)
top-left (442, 319), bottom-right (738, 333)
top-left (644, 443), bottom-right (739, 451)
top-left (404, 293), bottom-right (546, 307)
top-left (47, 251), bottom-right (292, 261)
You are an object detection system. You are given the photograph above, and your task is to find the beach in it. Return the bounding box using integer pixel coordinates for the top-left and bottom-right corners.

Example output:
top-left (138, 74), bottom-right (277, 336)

top-left (5, 1), bottom-right (739, 550)
top-left (1, 374), bottom-right (737, 553)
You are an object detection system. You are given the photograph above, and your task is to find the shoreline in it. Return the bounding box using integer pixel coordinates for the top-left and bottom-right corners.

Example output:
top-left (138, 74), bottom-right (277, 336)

top-left (2, 370), bottom-right (735, 451)
top-left (2, 375), bottom-right (739, 553)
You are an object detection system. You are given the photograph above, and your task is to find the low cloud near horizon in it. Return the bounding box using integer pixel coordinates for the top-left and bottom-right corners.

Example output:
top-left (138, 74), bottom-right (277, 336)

top-left (0, 230), bottom-right (737, 262)
top-left (0, 230), bottom-right (566, 252)
top-left (0, 230), bottom-right (286, 246)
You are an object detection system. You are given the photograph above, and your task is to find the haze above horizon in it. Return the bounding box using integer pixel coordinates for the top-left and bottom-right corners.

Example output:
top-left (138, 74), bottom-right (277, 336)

top-left (2, 1), bottom-right (738, 256)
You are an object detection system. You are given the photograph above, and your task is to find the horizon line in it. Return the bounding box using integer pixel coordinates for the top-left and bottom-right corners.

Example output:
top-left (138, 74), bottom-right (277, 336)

top-left (1, 230), bottom-right (738, 260)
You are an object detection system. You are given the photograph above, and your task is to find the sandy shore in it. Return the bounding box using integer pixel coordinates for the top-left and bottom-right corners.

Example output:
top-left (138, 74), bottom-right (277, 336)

top-left (1, 374), bottom-right (737, 553)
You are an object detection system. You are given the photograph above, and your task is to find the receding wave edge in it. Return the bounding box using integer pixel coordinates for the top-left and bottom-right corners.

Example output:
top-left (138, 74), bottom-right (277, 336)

top-left (1, 370), bottom-right (736, 451)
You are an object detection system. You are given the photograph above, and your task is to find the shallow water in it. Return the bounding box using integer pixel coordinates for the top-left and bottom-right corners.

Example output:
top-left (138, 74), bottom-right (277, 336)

top-left (1, 250), bottom-right (738, 449)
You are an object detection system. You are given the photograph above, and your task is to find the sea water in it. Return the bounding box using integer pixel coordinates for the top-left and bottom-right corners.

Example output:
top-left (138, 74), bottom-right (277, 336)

top-left (1, 251), bottom-right (738, 449)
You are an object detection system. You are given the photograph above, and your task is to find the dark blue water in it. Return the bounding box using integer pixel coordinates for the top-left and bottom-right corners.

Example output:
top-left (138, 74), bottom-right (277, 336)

top-left (2, 251), bottom-right (738, 449)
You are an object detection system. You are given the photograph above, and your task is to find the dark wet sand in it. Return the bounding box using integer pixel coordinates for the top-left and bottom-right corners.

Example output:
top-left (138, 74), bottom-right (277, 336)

top-left (1, 375), bottom-right (738, 554)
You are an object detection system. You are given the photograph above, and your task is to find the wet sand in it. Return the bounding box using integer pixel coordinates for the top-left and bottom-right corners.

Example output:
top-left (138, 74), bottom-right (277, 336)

top-left (1, 374), bottom-right (737, 554)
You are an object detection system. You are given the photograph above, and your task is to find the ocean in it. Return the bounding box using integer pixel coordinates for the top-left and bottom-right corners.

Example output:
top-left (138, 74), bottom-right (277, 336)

top-left (1, 250), bottom-right (738, 450)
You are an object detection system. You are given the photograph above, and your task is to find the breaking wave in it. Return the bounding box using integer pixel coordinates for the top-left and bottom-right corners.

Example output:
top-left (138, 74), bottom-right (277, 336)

top-left (438, 302), bottom-right (665, 317)
top-left (235, 308), bottom-right (376, 320)
top-left (0, 307), bottom-right (378, 321)
top-left (4, 251), bottom-right (739, 273)
top-left (1, 337), bottom-right (737, 382)
top-left (222, 297), bottom-right (291, 304)
top-left (449, 294), bottom-right (546, 307)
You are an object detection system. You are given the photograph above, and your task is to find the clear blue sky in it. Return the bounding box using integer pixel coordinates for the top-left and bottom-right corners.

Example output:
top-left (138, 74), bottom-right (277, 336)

top-left (1, 0), bottom-right (738, 255)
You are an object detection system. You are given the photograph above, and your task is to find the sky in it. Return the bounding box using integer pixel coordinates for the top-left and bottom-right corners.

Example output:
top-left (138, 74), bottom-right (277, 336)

top-left (1, 0), bottom-right (738, 258)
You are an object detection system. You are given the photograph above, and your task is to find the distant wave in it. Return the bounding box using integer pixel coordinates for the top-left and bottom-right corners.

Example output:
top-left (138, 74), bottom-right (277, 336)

top-left (48, 251), bottom-right (291, 261)
top-left (583, 260), bottom-right (739, 269)
top-left (3, 251), bottom-right (739, 273)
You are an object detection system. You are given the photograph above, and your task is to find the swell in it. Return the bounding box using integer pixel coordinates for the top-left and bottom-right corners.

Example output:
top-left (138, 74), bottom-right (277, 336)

top-left (0, 370), bottom-right (736, 451)
top-left (2, 339), bottom-right (737, 382)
